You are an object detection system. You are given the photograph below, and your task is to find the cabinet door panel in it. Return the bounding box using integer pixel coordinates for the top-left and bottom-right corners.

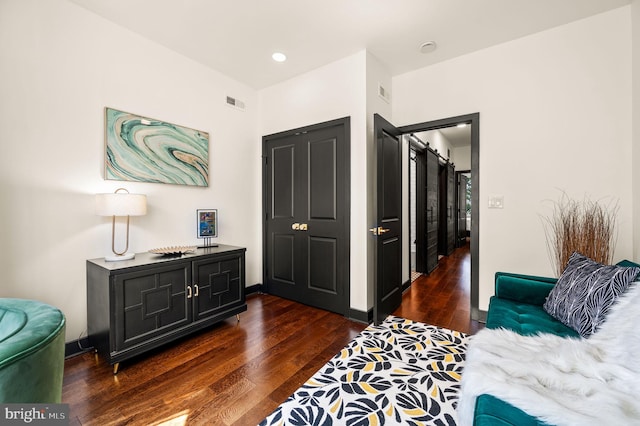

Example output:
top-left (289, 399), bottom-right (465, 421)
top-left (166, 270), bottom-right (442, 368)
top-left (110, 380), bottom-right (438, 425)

top-left (193, 255), bottom-right (244, 320)
top-left (114, 262), bottom-right (191, 351)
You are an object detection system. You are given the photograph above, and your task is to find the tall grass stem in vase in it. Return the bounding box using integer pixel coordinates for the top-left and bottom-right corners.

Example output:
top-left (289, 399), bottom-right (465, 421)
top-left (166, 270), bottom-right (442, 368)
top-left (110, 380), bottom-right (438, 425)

top-left (542, 194), bottom-right (618, 277)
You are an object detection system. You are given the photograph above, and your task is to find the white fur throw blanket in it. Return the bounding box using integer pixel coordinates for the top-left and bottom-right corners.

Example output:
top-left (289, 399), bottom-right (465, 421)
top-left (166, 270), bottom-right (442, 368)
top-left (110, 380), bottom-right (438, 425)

top-left (457, 282), bottom-right (640, 426)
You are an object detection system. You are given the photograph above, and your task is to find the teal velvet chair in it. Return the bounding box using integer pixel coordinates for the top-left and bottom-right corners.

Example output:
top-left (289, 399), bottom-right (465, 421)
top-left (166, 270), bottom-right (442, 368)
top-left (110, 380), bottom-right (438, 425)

top-left (0, 298), bottom-right (66, 403)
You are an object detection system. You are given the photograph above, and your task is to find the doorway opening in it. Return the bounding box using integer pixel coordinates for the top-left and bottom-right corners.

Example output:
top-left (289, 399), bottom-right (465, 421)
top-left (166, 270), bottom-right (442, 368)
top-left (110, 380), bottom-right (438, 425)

top-left (400, 113), bottom-right (480, 321)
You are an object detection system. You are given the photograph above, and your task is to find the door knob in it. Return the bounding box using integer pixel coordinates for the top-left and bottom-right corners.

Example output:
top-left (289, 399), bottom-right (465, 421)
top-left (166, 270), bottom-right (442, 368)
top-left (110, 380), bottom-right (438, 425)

top-left (369, 226), bottom-right (390, 236)
top-left (299, 223), bottom-right (308, 231)
top-left (292, 223), bottom-right (300, 230)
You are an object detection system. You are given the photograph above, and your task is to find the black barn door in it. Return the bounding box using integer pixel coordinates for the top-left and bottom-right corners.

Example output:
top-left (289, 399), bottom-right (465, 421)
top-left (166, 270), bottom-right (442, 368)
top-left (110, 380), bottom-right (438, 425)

top-left (373, 114), bottom-right (403, 325)
top-left (457, 173), bottom-right (469, 247)
top-left (415, 151), bottom-right (426, 273)
top-left (263, 118), bottom-right (350, 315)
top-left (425, 148), bottom-right (439, 273)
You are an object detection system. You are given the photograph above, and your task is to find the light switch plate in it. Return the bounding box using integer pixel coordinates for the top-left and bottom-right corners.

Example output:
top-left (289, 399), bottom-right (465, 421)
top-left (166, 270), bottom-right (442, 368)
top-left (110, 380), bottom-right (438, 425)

top-left (488, 195), bottom-right (504, 209)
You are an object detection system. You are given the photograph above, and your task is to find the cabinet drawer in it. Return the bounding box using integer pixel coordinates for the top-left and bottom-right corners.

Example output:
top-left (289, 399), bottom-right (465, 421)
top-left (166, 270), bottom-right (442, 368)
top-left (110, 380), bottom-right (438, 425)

top-left (113, 261), bottom-right (191, 351)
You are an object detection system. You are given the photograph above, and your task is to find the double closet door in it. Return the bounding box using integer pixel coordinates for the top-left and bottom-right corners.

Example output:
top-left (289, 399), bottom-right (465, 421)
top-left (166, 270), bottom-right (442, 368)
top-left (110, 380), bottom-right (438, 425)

top-left (263, 118), bottom-right (350, 315)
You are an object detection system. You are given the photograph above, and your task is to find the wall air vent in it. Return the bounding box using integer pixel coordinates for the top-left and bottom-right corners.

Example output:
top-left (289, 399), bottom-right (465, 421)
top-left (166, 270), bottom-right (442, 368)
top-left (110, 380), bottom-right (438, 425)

top-left (378, 83), bottom-right (390, 104)
top-left (226, 95), bottom-right (246, 111)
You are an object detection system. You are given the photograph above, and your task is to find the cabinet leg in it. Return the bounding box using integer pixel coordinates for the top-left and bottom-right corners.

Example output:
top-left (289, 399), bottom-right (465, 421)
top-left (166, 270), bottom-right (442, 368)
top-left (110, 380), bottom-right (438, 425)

top-left (113, 363), bottom-right (120, 375)
top-left (236, 314), bottom-right (240, 322)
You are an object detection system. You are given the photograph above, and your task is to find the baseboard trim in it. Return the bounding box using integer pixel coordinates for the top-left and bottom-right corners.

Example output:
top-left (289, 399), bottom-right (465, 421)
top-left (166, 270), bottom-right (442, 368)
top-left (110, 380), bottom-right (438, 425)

top-left (348, 307), bottom-right (372, 324)
top-left (472, 307), bottom-right (488, 324)
top-left (65, 337), bottom-right (93, 359)
top-left (401, 278), bottom-right (411, 292)
top-left (246, 283), bottom-right (263, 295)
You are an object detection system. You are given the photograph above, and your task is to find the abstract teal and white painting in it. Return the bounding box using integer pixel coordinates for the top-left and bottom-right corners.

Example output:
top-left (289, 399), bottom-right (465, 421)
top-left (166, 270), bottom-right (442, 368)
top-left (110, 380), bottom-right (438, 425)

top-left (105, 108), bottom-right (209, 186)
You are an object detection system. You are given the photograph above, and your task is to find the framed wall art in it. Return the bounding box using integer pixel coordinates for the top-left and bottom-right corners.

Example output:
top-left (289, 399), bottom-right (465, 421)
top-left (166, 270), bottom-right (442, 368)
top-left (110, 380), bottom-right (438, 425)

top-left (105, 107), bottom-right (209, 186)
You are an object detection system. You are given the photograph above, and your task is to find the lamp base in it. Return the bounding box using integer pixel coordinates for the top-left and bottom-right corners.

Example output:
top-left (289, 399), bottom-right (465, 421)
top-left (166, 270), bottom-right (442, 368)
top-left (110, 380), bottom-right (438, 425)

top-left (105, 252), bottom-right (136, 262)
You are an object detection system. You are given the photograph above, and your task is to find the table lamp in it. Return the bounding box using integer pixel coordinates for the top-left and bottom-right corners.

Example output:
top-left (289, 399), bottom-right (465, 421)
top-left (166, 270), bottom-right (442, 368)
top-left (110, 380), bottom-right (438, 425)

top-left (95, 188), bottom-right (147, 261)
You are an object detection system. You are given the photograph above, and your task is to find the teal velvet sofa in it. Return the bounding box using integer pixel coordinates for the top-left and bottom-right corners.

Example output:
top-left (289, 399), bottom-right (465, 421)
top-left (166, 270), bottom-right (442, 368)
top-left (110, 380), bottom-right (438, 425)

top-left (474, 261), bottom-right (638, 425)
top-left (0, 299), bottom-right (66, 403)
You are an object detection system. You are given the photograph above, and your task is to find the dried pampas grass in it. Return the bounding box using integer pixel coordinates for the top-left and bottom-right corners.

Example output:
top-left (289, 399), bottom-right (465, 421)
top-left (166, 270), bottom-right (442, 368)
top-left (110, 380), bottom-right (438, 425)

top-left (542, 194), bottom-right (618, 277)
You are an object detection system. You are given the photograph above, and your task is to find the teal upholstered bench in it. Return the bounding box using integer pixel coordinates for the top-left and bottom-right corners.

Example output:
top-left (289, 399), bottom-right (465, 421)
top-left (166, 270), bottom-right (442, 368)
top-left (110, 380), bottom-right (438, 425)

top-left (0, 299), bottom-right (66, 403)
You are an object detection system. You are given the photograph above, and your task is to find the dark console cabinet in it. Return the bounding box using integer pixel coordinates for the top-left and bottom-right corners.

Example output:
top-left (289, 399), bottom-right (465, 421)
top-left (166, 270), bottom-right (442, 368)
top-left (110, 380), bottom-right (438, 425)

top-left (87, 245), bottom-right (247, 373)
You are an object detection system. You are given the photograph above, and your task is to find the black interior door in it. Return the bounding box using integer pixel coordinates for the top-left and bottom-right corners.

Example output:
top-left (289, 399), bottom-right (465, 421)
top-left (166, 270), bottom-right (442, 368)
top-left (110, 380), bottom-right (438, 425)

top-left (414, 151), bottom-right (426, 273)
top-left (425, 148), bottom-right (439, 273)
top-left (457, 173), bottom-right (468, 247)
top-left (438, 163), bottom-right (456, 256)
top-left (263, 118), bottom-right (350, 315)
top-left (373, 114), bottom-right (402, 325)
top-left (415, 147), bottom-right (439, 275)
top-left (446, 163), bottom-right (456, 253)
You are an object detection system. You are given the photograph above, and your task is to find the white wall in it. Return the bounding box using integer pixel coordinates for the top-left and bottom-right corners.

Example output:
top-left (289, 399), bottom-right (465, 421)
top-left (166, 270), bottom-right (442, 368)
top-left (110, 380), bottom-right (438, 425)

top-left (365, 52), bottom-right (395, 304)
top-left (393, 7), bottom-right (633, 310)
top-left (0, 0), bottom-right (261, 341)
top-left (422, 129), bottom-right (454, 161)
top-left (633, 0), bottom-right (640, 260)
top-left (415, 129), bottom-right (471, 171)
top-left (258, 51), bottom-right (369, 313)
top-left (452, 146), bottom-right (471, 171)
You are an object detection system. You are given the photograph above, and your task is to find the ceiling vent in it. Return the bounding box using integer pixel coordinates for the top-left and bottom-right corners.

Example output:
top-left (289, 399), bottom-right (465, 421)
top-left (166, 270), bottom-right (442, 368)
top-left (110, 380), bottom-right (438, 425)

top-left (378, 83), bottom-right (390, 104)
top-left (226, 95), bottom-right (245, 111)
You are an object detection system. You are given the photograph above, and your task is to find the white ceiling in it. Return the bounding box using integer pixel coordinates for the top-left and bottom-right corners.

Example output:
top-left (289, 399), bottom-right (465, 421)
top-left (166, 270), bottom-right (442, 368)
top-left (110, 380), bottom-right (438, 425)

top-left (71, 0), bottom-right (630, 89)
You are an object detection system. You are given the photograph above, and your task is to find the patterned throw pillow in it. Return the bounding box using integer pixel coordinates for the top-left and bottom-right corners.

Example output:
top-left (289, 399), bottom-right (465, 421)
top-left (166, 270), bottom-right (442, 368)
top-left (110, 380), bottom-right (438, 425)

top-left (543, 252), bottom-right (640, 337)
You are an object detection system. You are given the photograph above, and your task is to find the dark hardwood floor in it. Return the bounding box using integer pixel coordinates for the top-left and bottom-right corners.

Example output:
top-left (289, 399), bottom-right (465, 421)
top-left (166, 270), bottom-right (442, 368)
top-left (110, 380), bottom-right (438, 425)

top-left (63, 244), bottom-right (481, 425)
top-left (397, 243), bottom-right (483, 335)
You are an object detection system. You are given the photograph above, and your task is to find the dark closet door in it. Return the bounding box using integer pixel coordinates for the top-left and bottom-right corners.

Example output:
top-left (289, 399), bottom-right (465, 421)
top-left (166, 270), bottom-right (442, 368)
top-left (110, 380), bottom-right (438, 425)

top-left (457, 173), bottom-right (468, 247)
top-left (446, 163), bottom-right (456, 253)
top-left (263, 118), bottom-right (350, 315)
top-left (425, 149), bottom-right (439, 272)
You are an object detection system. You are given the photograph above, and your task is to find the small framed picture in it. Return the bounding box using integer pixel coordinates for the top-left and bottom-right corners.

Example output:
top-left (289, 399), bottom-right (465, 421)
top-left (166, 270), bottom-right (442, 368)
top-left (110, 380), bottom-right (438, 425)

top-left (197, 209), bottom-right (218, 239)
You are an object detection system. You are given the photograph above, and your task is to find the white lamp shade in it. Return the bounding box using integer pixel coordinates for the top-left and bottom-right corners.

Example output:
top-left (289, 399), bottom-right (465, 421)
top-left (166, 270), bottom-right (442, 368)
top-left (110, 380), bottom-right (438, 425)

top-left (95, 193), bottom-right (147, 216)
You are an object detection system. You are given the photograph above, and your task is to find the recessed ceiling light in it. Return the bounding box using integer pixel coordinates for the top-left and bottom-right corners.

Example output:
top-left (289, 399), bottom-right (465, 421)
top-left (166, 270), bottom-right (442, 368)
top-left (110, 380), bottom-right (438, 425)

top-left (419, 41), bottom-right (437, 54)
top-left (272, 52), bottom-right (287, 62)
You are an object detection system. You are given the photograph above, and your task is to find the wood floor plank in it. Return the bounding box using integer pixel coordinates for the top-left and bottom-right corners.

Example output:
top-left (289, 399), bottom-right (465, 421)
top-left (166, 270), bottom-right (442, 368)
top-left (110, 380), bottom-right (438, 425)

top-left (63, 243), bottom-right (481, 425)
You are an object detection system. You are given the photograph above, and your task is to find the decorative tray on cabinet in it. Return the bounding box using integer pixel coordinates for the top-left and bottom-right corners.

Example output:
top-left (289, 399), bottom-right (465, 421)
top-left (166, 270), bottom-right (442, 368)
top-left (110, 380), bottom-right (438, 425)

top-left (148, 246), bottom-right (197, 255)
